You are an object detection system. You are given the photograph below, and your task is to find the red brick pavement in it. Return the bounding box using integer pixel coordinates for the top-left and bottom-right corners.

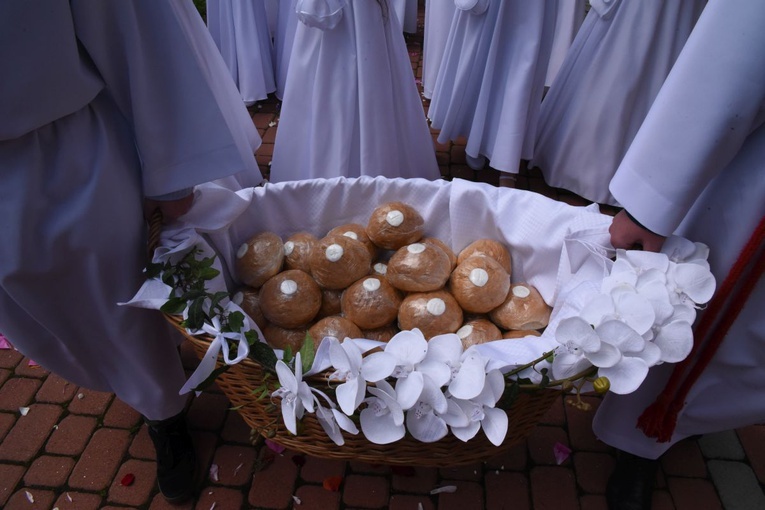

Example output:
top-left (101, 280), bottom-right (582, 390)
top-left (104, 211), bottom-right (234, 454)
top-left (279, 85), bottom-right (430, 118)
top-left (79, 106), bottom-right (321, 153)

top-left (2, 4), bottom-right (764, 510)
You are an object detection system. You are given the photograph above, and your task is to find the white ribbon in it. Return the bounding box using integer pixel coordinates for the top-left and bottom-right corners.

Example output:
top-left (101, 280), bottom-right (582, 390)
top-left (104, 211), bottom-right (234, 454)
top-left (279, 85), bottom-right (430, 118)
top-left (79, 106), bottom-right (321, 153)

top-left (180, 315), bottom-right (250, 394)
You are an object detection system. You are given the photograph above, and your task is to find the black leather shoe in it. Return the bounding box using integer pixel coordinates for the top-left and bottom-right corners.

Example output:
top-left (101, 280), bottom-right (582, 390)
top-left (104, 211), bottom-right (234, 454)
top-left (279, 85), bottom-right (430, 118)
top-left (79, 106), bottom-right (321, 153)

top-left (606, 451), bottom-right (659, 510)
top-left (145, 411), bottom-right (196, 504)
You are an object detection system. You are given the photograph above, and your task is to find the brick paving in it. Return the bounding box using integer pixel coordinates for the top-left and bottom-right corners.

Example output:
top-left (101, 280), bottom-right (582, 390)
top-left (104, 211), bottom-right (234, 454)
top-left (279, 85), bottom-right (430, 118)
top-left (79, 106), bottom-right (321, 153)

top-left (2, 5), bottom-right (764, 510)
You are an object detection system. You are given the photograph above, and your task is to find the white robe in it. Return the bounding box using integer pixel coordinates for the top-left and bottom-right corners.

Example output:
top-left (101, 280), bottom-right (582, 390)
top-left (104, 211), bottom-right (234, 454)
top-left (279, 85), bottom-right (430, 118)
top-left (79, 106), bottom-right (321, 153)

top-left (0, 1), bottom-right (261, 420)
top-left (544, 0), bottom-right (585, 87)
top-left (207, 0), bottom-right (277, 105)
top-left (531, 0), bottom-right (707, 205)
top-left (270, 0), bottom-right (440, 182)
top-left (428, 0), bottom-right (557, 173)
top-left (274, 0), bottom-right (299, 100)
top-left (422, 0), bottom-right (456, 100)
top-left (592, 0), bottom-right (765, 459)
top-left (391, 0), bottom-right (419, 34)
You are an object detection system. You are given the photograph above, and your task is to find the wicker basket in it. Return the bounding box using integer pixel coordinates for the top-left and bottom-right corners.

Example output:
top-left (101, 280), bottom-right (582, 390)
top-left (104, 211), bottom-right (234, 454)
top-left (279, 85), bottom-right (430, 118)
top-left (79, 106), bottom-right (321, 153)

top-left (164, 310), bottom-right (561, 467)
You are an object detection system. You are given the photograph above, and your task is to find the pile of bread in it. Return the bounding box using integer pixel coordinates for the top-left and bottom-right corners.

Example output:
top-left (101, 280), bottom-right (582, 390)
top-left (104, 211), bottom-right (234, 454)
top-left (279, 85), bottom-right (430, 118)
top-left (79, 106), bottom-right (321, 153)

top-left (233, 202), bottom-right (551, 353)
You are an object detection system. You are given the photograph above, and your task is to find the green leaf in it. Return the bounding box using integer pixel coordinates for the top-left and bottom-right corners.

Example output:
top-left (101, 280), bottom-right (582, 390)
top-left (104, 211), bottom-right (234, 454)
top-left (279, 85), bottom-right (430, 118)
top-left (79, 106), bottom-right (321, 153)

top-left (186, 297), bottom-right (207, 330)
top-left (199, 267), bottom-right (221, 281)
top-left (283, 346), bottom-right (293, 364)
top-left (248, 341), bottom-right (278, 371)
top-left (192, 364), bottom-right (230, 392)
top-left (226, 311), bottom-right (245, 333)
top-left (180, 288), bottom-right (208, 302)
top-left (208, 291), bottom-right (229, 314)
top-left (245, 330), bottom-right (261, 346)
top-left (299, 334), bottom-right (315, 374)
top-left (160, 297), bottom-right (187, 315)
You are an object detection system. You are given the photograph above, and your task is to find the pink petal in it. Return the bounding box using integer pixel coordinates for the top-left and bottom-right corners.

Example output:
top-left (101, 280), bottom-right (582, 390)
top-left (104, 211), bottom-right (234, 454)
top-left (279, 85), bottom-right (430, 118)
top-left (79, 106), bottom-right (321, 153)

top-left (553, 442), bottom-right (572, 465)
top-left (266, 439), bottom-right (286, 454)
top-left (0, 334), bottom-right (11, 350)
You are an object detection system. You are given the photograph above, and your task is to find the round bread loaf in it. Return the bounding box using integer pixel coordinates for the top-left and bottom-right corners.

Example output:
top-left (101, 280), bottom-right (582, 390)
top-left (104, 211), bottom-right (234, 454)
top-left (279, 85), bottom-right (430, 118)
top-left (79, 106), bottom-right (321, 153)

top-left (316, 288), bottom-right (343, 320)
top-left (235, 231), bottom-right (284, 288)
top-left (456, 318), bottom-right (502, 349)
top-left (398, 290), bottom-right (463, 339)
top-left (457, 238), bottom-right (513, 275)
top-left (283, 232), bottom-right (317, 273)
top-left (489, 283), bottom-right (551, 331)
top-left (327, 223), bottom-right (378, 260)
top-left (386, 242), bottom-right (452, 292)
top-left (259, 269), bottom-right (322, 329)
top-left (308, 316), bottom-right (363, 344)
top-left (341, 275), bottom-right (403, 330)
top-left (232, 288), bottom-right (267, 330)
top-left (422, 237), bottom-right (457, 271)
top-left (449, 255), bottom-right (510, 313)
top-left (309, 235), bottom-right (372, 289)
top-left (263, 323), bottom-right (308, 352)
top-left (362, 323), bottom-right (400, 343)
top-left (502, 329), bottom-right (542, 339)
top-left (365, 202), bottom-right (425, 250)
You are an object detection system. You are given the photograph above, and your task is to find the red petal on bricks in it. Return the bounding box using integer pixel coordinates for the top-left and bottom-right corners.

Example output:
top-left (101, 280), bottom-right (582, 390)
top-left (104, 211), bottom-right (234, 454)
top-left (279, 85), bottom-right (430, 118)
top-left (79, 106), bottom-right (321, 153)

top-left (120, 473), bottom-right (136, 486)
top-left (322, 476), bottom-right (343, 492)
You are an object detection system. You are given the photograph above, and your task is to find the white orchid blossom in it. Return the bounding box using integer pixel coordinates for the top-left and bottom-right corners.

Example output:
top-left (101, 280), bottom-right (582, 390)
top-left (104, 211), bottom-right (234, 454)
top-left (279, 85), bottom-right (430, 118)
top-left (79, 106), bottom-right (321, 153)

top-left (311, 388), bottom-right (359, 446)
top-left (662, 236), bottom-right (710, 268)
top-left (327, 338), bottom-right (366, 415)
top-left (665, 261), bottom-right (716, 306)
top-left (359, 380), bottom-right (405, 444)
top-left (361, 329), bottom-right (429, 410)
top-left (581, 284), bottom-right (656, 336)
top-left (405, 374), bottom-right (449, 443)
top-left (449, 370), bottom-right (508, 446)
top-left (420, 334), bottom-right (488, 400)
top-left (272, 353), bottom-right (315, 435)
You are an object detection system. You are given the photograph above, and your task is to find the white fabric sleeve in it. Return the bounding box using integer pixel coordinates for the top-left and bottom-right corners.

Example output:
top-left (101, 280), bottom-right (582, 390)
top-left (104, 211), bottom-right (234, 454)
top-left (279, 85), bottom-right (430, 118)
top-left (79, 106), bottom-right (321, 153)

top-left (609, 0), bottom-right (765, 236)
top-left (69, 0), bottom-right (259, 197)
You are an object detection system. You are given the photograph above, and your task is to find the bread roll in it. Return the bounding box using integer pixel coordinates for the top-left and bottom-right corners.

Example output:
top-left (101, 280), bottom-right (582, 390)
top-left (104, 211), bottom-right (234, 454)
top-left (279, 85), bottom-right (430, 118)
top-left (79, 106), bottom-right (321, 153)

top-left (283, 232), bottom-right (317, 273)
top-left (502, 329), bottom-right (542, 340)
top-left (309, 235), bottom-right (372, 289)
top-left (365, 202), bottom-right (425, 250)
top-left (263, 323), bottom-right (308, 352)
top-left (362, 323), bottom-right (400, 343)
top-left (259, 269), bottom-right (322, 329)
top-left (235, 232), bottom-right (284, 288)
top-left (316, 288), bottom-right (343, 320)
top-left (398, 290), bottom-right (463, 339)
top-left (423, 237), bottom-right (457, 271)
top-left (457, 318), bottom-right (502, 349)
top-left (489, 284), bottom-right (551, 331)
top-left (342, 275), bottom-right (403, 330)
top-left (386, 242), bottom-right (452, 292)
top-left (457, 239), bottom-right (513, 275)
top-left (232, 288), bottom-right (267, 330)
top-left (308, 316), bottom-right (363, 344)
top-left (327, 223), bottom-right (378, 260)
top-left (449, 255), bottom-right (510, 313)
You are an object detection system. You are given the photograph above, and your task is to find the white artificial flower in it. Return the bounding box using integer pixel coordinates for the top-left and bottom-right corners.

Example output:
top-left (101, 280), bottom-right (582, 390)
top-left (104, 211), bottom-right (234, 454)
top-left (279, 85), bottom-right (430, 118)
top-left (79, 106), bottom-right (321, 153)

top-left (327, 338), bottom-right (366, 415)
top-left (360, 329), bottom-right (429, 410)
top-left (359, 380), bottom-right (405, 444)
top-left (665, 261), bottom-right (716, 306)
top-left (449, 370), bottom-right (508, 446)
top-left (312, 389), bottom-right (359, 446)
top-left (662, 236), bottom-right (710, 268)
top-left (419, 334), bottom-right (488, 400)
top-left (272, 353), bottom-right (315, 435)
top-left (580, 284), bottom-right (656, 335)
top-left (601, 250), bottom-right (669, 294)
top-left (405, 374), bottom-right (449, 443)
top-left (553, 316), bottom-right (621, 377)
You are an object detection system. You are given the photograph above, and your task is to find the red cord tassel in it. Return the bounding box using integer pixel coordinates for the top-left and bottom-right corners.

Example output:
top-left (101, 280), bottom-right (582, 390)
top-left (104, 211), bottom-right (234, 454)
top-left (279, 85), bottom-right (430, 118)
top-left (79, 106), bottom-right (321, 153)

top-left (637, 214), bottom-right (765, 441)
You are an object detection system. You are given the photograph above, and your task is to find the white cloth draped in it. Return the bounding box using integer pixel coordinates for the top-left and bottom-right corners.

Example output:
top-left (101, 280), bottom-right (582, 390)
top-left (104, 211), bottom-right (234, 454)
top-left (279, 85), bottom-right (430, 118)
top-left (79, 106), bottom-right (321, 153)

top-left (270, 1), bottom-right (440, 182)
top-left (544, 0), bottom-right (585, 87)
top-left (0, 1), bottom-right (261, 420)
top-left (391, 0), bottom-right (419, 33)
top-left (428, 0), bottom-right (557, 173)
top-left (593, 0), bottom-right (765, 459)
top-left (207, 0), bottom-right (276, 105)
top-left (531, 0), bottom-right (707, 205)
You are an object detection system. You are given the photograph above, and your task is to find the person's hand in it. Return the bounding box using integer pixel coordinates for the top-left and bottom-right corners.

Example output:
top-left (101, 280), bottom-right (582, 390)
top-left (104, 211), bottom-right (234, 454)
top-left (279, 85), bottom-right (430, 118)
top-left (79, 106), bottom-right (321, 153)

top-left (143, 193), bottom-right (194, 223)
top-left (609, 210), bottom-right (666, 252)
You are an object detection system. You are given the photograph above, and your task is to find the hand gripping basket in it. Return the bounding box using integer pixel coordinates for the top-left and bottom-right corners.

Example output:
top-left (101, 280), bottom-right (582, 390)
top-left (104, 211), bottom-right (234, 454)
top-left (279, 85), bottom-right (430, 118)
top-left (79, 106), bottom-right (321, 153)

top-left (148, 176), bottom-right (615, 467)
